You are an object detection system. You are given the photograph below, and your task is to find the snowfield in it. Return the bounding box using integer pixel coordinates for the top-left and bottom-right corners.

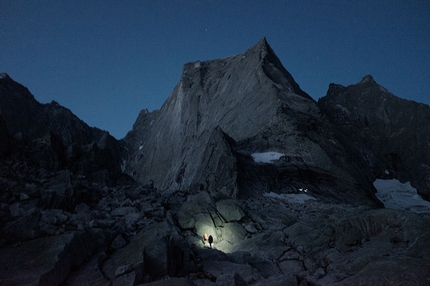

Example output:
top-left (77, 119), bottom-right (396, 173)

top-left (373, 179), bottom-right (430, 213)
top-left (251, 152), bottom-right (284, 163)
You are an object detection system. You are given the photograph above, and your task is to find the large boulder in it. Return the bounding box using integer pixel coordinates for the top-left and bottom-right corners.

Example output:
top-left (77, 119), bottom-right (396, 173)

top-left (0, 209), bottom-right (41, 243)
top-left (216, 200), bottom-right (245, 222)
top-left (64, 252), bottom-right (110, 286)
top-left (102, 221), bottom-right (193, 283)
top-left (0, 230), bottom-right (110, 285)
top-left (40, 170), bottom-right (74, 210)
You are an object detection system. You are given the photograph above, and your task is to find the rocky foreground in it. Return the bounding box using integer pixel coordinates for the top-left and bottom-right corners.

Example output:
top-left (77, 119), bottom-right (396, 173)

top-left (1, 159), bottom-right (429, 285)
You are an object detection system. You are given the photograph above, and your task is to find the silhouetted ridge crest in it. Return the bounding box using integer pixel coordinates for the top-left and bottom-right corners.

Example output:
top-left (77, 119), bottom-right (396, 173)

top-left (0, 73), bottom-right (11, 80)
top-left (359, 74), bottom-right (376, 84)
top-left (0, 74), bottom-right (123, 184)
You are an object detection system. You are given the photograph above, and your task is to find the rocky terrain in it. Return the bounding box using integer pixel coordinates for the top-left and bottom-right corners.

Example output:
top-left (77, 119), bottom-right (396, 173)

top-left (1, 38), bottom-right (430, 285)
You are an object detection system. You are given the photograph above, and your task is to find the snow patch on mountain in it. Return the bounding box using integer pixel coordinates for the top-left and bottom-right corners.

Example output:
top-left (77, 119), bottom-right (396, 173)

top-left (373, 179), bottom-right (430, 213)
top-left (335, 104), bottom-right (350, 115)
top-left (251, 152), bottom-right (284, 163)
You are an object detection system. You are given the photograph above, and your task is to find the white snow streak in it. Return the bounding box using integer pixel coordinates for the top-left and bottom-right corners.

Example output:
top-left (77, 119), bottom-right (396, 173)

top-left (251, 152), bottom-right (284, 163)
top-left (335, 104), bottom-right (350, 115)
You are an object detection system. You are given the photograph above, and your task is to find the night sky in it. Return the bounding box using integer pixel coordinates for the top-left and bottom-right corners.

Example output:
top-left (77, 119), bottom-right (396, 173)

top-left (1, 1), bottom-right (429, 139)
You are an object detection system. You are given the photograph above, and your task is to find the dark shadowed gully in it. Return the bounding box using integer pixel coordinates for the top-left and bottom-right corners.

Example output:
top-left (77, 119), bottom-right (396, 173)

top-left (1, 39), bottom-right (430, 285)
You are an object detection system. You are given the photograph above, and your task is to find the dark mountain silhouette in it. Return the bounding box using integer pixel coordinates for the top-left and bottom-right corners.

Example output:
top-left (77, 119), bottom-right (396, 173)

top-left (0, 72), bottom-right (123, 184)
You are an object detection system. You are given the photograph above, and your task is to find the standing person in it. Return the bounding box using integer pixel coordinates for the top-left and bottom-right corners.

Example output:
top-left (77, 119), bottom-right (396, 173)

top-left (208, 235), bottom-right (213, 249)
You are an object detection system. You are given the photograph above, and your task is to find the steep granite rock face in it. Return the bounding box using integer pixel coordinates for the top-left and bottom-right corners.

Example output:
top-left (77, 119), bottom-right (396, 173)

top-left (124, 38), bottom-right (376, 205)
top-left (318, 75), bottom-right (430, 200)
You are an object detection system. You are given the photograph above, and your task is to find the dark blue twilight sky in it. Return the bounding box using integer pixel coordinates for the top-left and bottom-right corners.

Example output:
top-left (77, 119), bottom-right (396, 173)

top-left (1, 1), bottom-right (429, 139)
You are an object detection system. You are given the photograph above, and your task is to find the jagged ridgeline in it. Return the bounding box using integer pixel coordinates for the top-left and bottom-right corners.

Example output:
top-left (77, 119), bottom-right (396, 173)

top-left (2, 38), bottom-right (430, 285)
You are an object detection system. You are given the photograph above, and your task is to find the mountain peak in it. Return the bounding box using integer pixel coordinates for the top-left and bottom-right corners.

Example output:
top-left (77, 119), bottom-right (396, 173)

top-left (357, 75), bottom-right (388, 92)
top-left (254, 37), bottom-right (269, 51)
top-left (245, 37), bottom-right (273, 60)
top-left (359, 74), bottom-right (376, 84)
top-left (245, 38), bottom-right (312, 100)
top-left (0, 73), bottom-right (10, 80)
